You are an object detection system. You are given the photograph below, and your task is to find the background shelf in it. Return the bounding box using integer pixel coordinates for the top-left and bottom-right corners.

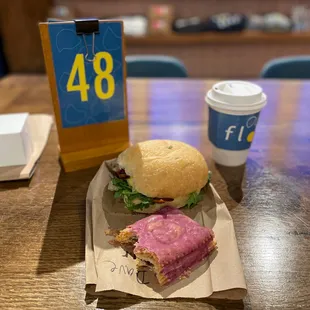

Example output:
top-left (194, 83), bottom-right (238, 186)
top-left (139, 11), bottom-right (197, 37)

top-left (126, 31), bottom-right (310, 46)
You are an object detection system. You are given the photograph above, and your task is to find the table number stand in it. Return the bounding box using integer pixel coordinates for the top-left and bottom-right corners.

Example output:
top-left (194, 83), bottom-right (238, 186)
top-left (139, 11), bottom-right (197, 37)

top-left (39, 19), bottom-right (129, 172)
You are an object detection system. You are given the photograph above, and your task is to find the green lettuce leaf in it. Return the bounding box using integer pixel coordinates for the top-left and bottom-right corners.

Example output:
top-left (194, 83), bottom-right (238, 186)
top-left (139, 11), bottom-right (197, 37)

top-left (111, 178), bottom-right (154, 211)
top-left (184, 191), bottom-right (204, 209)
top-left (207, 171), bottom-right (212, 185)
top-left (184, 171), bottom-right (212, 209)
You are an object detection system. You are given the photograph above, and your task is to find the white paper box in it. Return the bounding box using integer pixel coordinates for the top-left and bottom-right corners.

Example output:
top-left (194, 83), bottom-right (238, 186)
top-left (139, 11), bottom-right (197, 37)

top-left (0, 113), bottom-right (32, 167)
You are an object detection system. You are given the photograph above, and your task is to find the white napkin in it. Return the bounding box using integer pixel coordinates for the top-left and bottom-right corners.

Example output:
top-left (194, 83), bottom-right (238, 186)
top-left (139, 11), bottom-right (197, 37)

top-left (0, 114), bottom-right (53, 181)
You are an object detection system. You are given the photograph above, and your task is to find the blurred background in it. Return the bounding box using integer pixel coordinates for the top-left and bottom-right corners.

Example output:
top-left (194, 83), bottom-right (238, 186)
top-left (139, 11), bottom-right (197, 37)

top-left (0, 0), bottom-right (310, 79)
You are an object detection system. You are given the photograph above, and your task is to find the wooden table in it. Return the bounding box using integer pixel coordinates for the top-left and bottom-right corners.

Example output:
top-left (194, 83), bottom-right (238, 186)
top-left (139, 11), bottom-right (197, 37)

top-left (0, 75), bottom-right (309, 310)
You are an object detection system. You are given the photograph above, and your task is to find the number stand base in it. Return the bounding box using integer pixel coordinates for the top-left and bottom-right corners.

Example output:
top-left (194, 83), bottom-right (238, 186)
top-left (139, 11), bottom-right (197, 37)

top-left (59, 141), bottom-right (130, 172)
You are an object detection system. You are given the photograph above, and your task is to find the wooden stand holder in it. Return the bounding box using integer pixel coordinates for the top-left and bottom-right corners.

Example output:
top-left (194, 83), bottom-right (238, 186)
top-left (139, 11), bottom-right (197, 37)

top-left (39, 21), bottom-right (129, 172)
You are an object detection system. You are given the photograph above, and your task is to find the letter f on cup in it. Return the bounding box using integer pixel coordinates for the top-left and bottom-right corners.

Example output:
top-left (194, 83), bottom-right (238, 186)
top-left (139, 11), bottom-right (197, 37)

top-left (225, 126), bottom-right (236, 141)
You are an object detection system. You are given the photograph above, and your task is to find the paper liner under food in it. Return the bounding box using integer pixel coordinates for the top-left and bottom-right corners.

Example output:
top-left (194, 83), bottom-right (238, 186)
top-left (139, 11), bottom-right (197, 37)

top-left (85, 161), bottom-right (247, 299)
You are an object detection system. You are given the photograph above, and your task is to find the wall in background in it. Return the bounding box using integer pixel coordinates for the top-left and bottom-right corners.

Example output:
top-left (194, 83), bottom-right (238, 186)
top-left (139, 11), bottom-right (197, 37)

top-left (0, 0), bottom-right (309, 77)
top-left (0, 0), bottom-right (52, 73)
top-left (56, 0), bottom-right (310, 18)
top-left (55, 0), bottom-right (310, 78)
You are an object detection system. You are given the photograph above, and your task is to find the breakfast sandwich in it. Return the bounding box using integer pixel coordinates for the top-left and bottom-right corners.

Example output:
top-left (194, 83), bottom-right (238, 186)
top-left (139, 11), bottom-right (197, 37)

top-left (108, 139), bottom-right (211, 213)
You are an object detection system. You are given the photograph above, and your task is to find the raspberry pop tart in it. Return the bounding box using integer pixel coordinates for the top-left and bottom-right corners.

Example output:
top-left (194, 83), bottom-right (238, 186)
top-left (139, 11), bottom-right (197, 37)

top-left (111, 206), bottom-right (217, 286)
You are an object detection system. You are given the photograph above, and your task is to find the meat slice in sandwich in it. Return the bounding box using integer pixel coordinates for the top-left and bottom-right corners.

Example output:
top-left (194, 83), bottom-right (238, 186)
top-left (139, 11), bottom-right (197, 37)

top-left (108, 206), bottom-right (217, 286)
top-left (108, 139), bottom-right (210, 213)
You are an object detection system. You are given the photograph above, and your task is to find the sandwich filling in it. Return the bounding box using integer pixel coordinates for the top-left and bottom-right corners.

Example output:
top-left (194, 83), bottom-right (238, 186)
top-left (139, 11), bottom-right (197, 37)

top-left (112, 206), bottom-right (217, 286)
top-left (109, 165), bottom-right (211, 211)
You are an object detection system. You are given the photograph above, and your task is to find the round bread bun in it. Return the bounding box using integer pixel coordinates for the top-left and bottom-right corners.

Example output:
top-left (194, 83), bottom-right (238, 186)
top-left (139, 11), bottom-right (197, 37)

top-left (117, 140), bottom-right (209, 213)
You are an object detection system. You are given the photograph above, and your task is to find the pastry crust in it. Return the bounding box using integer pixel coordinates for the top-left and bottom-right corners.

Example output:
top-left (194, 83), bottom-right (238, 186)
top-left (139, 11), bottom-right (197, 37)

top-left (110, 206), bottom-right (217, 286)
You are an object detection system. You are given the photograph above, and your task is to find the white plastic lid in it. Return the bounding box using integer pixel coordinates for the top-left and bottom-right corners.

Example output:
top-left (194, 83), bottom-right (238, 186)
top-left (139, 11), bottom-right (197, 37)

top-left (205, 80), bottom-right (267, 112)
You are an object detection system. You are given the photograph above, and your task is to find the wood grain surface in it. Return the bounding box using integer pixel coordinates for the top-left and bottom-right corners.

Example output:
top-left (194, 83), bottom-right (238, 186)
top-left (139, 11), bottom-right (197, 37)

top-left (0, 75), bottom-right (309, 310)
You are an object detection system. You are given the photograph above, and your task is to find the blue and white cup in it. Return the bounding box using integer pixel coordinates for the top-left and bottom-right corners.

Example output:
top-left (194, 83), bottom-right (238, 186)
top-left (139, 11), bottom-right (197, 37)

top-left (206, 81), bottom-right (267, 166)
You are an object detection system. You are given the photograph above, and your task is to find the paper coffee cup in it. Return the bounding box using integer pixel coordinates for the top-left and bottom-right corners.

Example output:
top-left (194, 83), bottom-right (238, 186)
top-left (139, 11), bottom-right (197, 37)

top-left (205, 81), bottom-right (267, 166)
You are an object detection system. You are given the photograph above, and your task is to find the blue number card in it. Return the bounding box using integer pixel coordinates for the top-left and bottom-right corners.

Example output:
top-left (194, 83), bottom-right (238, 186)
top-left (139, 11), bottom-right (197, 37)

top-left (48, 20), bottom-right (125, 128)
top-left (39, 19), bottom-right (129, 172)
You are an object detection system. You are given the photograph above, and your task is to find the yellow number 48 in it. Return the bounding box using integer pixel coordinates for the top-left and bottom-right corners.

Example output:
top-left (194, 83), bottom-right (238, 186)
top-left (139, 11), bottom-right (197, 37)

top-left (66, 52), bottom-right (115, 102)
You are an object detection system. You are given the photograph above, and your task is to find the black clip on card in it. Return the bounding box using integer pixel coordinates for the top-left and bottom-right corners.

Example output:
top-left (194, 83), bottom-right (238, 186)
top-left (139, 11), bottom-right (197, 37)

top-left (74, 18), bottom-right (99, 34)
top-left (74, 18), bottom-right (99, 61)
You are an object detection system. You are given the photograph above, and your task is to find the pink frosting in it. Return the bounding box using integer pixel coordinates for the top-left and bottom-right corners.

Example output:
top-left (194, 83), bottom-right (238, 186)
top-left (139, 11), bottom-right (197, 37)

top-left (162, 239), bottom-right (216, 284)
top-left (129, 206), bottom-right (215, 265)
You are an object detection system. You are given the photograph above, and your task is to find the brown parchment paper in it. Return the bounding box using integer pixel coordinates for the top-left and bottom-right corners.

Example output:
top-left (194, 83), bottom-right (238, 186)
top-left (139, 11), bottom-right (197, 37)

top-left (85, 162), bottom-right (247, 299)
